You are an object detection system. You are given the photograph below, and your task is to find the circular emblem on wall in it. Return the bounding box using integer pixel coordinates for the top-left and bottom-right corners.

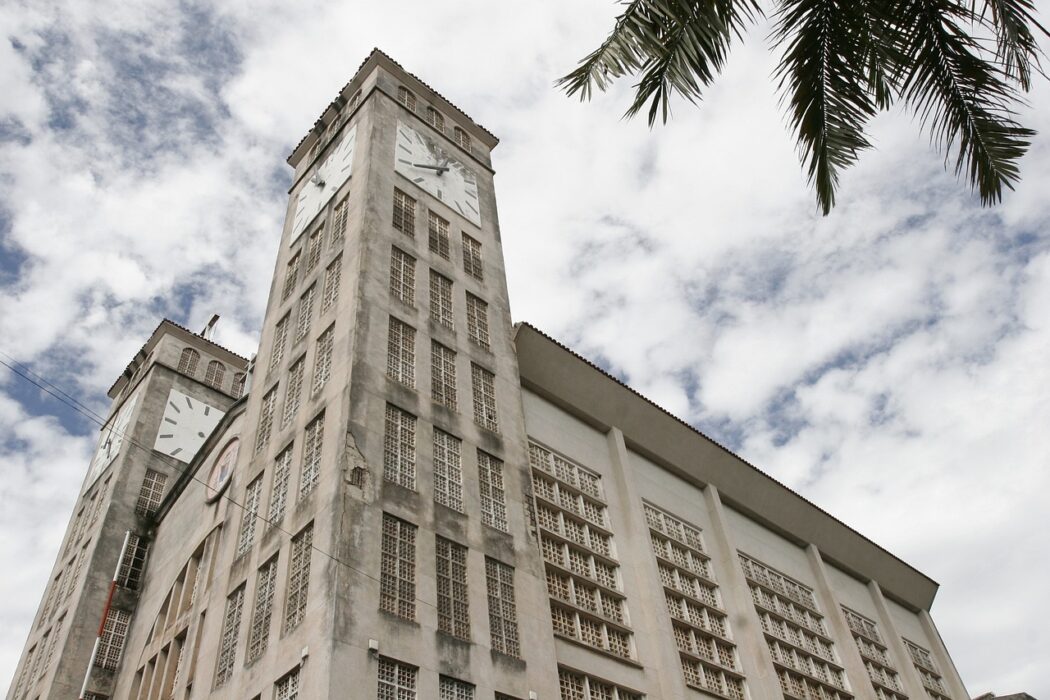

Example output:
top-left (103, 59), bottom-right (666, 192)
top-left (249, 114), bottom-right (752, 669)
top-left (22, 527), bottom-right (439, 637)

top-left (205, 438), bottom-right (240, 502)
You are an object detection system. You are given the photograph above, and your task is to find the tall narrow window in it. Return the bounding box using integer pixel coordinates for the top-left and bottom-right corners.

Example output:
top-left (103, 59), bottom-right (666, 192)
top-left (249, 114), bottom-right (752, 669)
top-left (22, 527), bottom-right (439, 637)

top-left (466, 294), bottom-right (490, 350)
top-left (270, 314), bottom-right (290, 372)
top-left (390, 247), bottom-right (416, 304)
top-left (236, 477), bottom-right (263, 556)
top-left (433, 429), bottom-right (463, 511)
top-left (40, 616), bottom-right (63, 677)
top-left (247, 557), bottom-right (279, 662)
top-left (330, 196), bottom-right (349, 247)
top-left (321, 256), bottom-right (342, 313)
top-left (305, 225), bottom-right (324, 271)
top-left (478, 450), bottom-right (508, 532)
top-left (281, 358), bottom-right (305, 429)
top-left (95, 608), bottom-right (132, 670)
top-left (380, 514), bottom-right (416, 619)
top-left (299, 413), bottom-right (325, 497)
top-left (284, 523), bottom-right (314, 630)
top-left (231, 372), bottom-right (246, 399)
top-left (431, 341), bottom-right (457, 410)
top-left (471, 363), bottom-right (499, 432)
top-left (378, 657), bottom-right (417, 700)
top-left (312, 325), bottom-right (335, 395)
top-left (397, 86), bottom-right (417, 111)
top-left (453, 127), bottom-right (471, 152)
top-left (13, 645), bottom-right (35, 697)
top-left (430, 270), bottom-right (454, 330)
top-left (135, 469), bottom-right (168, 517)
top-left (204, 360), bottom-right (225, 389)
top-left (213, 586), bottom-right (245, 686)
top-left (294, 284), bottom-right (316, 342)
top-left (485, 558), bottom-right (520, 657)
top-left (178, 348), bottom-right (200, 376)
top-left (386, 316), bottom-right (416, 387)
top-left (281, 253), bottom-right (301, 302)
top-left (462, 233), bottom-right (483, 280)
top-left (426, 106), bottom-right (445, 131)
top-left (436, 537), bottom-right (470, 639)
top-left (65, 543), bottom-right (89, 602)
top-left (275, 667), bottom-right (301, 700)
top-left (383, 404), bottom-right (416, 489)
top-left (440, 676), bottom-right (475, 700)
top-left (393, 189), bottom-right (415, 236)
top-left (116, 534), bottom-right (148, 590)
top-left (255, 387), bottom-right (278, 454)
top-left (268, 444), bottom-right (293, 526)
top-left (428, 211), bottom-right (450, 260)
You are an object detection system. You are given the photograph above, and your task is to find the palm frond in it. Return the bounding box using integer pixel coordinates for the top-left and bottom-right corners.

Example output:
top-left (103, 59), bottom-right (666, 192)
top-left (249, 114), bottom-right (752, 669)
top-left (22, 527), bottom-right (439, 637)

top-left (978, 0), bottom-right (1048, 90)
top-left (556, 0), bottom-right (653, 101)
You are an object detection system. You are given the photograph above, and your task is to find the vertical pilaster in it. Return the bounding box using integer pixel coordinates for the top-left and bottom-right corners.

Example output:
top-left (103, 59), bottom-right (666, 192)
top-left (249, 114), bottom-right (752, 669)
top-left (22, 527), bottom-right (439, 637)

top-left (867, 580), bottom-right (928, 697)
top-left (919, 610), bottom-right (970, 699)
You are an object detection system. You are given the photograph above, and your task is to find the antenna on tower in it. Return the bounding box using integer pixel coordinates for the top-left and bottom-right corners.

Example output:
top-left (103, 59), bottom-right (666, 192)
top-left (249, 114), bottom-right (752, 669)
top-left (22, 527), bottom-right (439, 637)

top-left (201, 314), bottom-right (220, 340)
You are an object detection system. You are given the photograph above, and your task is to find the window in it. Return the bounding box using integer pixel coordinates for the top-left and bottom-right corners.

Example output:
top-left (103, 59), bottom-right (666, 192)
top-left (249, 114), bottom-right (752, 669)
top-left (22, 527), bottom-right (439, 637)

top-left (390, 247), bottom-right (416, 304)
top-left (462, 233), bottom-right (483, 280)
top-left (453, 126), bottom-right (471, 152)
top-left (231, 372), bottom-right (246, 398)
top-left (40, 616), bottom-right (62, 676)
top-left (440, 676), bottom-right (474, 700)
top-left (470, 363), bottom-right (499, 431)
top-left (397, 86), bottom-right (417, 111)
top-left (428, 211), bottom-right (450, 259)
top-left (305, 225), bottom-right (324, 271)
top-left (116, 534), bottom-right (148, 590)
top-left (426, 106), bottom-right (445, 131)
top-left (255, 387), bottom-right (278, 454)
top-left (312, 325), bottom-right (335, 394)
top-left (393, 189), bottom-right (415, 236)
top-left (14, 645), bottom-right (36, 697)
top-left (268, 445), bottom-right (293, 526)
top-left (386, 316), bottom-right (416, 387)
top-left (377, 657), bottom-right (416, 700)
top-left (135, 469), bottom-right (168, 517)
top-left (281, 358), bottom-right (305, 428)
top-left (237, 477), bottom-right (263, 556)
top-left (485, 557), bottom-right (520, 657)
top-left (294, 285), bottom-right (316, 342)
top-left (558, 669), bottom-right (642, 700)
top-left (281, 253), bottom-right (300, 302)
top-left (465, 294), bottom-right (490, 350)
top-left (383, 404), bottom-right (416, 489)
top-left (177, 348), bottom-right (200, 376)
top-left (204, 360), bottom-right (225, 389)
top-left (431, 341), bottom-right (457, 410)
top-left (299, 413), bottom-right (325, 497)
top-left (478, 450), bottom-right (508, 531)
top-left (214, 586), bottom-right (245, 686)
top-left (94, 608), bottom-right (129, 669)
top-left (904, 639), bottom-right (950, 698)
top-left (246, 557), bottom-right (279, 662)
top-left (284, 523), bottom-right (314, 630)
top-left (270, 314), bottom-right (290, 372)
top-left (430, 270), bottom-right (454, 330)
top-left (380, 514), bottom-right (416, 619)
top-left (321, 256), bottom-right (342, 313)
top-left (330, 196), bottom-right (349, 247)
top-left (436, 537), bottom-right (470, 639)
top-left (275, 667), bottom-right (301, 700)
top-left (433, 429), bottom-right (463, 512)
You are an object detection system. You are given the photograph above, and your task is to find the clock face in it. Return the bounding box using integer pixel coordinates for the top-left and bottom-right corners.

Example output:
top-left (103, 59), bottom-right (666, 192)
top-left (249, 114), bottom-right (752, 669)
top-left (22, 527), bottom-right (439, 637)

top-left (205, 438), bottom-right (240, 502)
top-left (88, 391), bottom-right (139, 485)
top-left (394, 121), bottom-right (481, 226)
top-left (291, 124), bottom-right (358, 240)
top-left (153, 389), bottom-right (225, 463)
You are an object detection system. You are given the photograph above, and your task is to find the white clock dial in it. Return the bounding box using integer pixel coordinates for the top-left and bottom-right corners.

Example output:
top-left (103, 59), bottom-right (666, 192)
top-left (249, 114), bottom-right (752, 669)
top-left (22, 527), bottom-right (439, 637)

top-left (291, 124), bottom-right (358, 240)
top-left (394, 121), bottom-right (481, 226)
top-left (88, 391), bottom-right (139, 485)
top-left (153, 389), bottom-right (225, 463)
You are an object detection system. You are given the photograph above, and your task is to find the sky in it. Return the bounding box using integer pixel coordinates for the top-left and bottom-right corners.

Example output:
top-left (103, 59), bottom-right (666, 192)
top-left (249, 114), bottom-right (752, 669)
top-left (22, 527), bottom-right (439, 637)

top-left (0, 0), bottom-right (1048, 695)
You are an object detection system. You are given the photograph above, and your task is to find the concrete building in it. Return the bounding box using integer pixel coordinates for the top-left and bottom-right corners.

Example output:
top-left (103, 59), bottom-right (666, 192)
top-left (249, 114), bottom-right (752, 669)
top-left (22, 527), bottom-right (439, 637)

top-left (7, 49), bottom-right (971, 700)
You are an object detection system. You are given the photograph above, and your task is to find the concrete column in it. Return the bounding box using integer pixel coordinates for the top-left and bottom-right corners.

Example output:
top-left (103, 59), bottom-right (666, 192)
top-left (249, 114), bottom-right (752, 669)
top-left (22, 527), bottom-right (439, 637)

top-left (701, 485), bottom-right (782, 699)
top-left (867, 580), bottom-right (928, 698)
top-left (919, 609), bottom-right (970, 700)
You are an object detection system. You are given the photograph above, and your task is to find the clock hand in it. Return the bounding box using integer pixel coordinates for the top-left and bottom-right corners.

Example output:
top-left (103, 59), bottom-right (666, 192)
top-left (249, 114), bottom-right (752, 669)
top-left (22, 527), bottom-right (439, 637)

top-left (411, 163), bottom-right (449, 174)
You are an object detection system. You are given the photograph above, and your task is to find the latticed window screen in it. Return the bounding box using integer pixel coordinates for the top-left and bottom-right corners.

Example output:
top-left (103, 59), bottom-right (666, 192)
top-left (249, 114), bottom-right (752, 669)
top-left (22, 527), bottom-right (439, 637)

top-left (330, 196), bottom-right (349, 247)
top-left (380, 514), bottom-right (416, 620)
top-left (275, 667), bottom-right (300, 700)
top-left (284, 523), bottom-right (314, 630)
top-left (213, 586), bottom-right (245, 686)
top-left (383, 404), bottom-right (416, 489)
top-left (246, 557), bottom-right (279, 662)
top-left (389, 246), bottom-right (416, 304)
top-left (236, 477), bottom-right (263, 556)
top-left (426, 106), bottom-right (445, 132)
top-left (377, 657), bottom-right (417, 700)
top-left (281, 253), bottom-right (300, 302)
top-left (312, 325), bottom-right (335, 395)
top-left (305, 225), bottom-right (324, 271)
top-left (429, 211), bottom-right (451, 259)
top-left (386, 316), bottom-right (416, 387)
top-left (299, 413), bottom-right (325, 497)
top-left (281, 358), bottom-right (305, 428)
top-left (231, 372), bottom-right (246, 398)
top-left (453, 126), bottom-right (471, 152)
top-left (842, 606), bottom-right (906, 700)
top-left (135, 469), bottom-right (168, 517)
top-left (255, 387), bottom-right (278, 454)
top-left (470, 363), bottom-right (499, 431)
top-left (462, 233), bottom-right (483, 280)
top-left (477, 450), bottom-right (508, 531)
top-left (465, 294), bottom-right (490, 350)
top-left (436, 536), bottom-right (470, 639)
top-left (268, 444), bottom-right (293, 526)
top-left (904, 638), bottom-right (950, 699)
top-left (431, 341), bottom-right (457, 410)
top-left (294, 285), bottom-right (316, 342)
top-left (88, 478), bottom-right (110, 529)
top-left (40, 616), bottom-right (62, 676)
top-left (321, 256), bottom-right (342, 313)
top-left (558, 668), bottom-right (642, 700)
top-left (397, 86), bottom-right (417, 111)
top-left (429, 270), bottom-right (455, 330)
top-left (433, 429), bottom-right (463, 512)
top-left (270, 314), bottom-right (290, 372)
top-left (485, 557), bottom-right (520, 657)
top-left (393, 189), bottom-right (415, 236)
top-left (439, 676), bottom-right (475, 700)
top-left (177, 347), bottom-right (200, 375)
top-left (66, 543), bottom-right (89, 601)
top-left (204, 360), bottom-right (225, 389)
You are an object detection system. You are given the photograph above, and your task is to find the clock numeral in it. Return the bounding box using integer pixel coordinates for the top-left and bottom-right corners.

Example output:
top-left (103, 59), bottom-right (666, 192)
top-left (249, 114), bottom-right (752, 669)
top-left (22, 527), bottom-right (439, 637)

top-left (413, 177), bottom-right (425, 183)
top-left (158, 434), bottom-right (174, 439)
top-left (171, 448), bottom-right (183, 456)
top-left (398, 144), bottom-right (412, 154)
top-left (185, 397), bottom-right (194, 408)
top-left (466, 201), bottom-right (479, 214)
top-left (168, 401), bottom-right (181, 413)
top-left (164, 418), bottom-right (176, 424)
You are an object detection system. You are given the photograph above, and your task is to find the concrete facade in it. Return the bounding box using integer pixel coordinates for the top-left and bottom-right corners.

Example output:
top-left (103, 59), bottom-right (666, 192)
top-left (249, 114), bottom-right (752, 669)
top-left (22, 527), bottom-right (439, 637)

top-left (8, 50), bottom-right (970, 700)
